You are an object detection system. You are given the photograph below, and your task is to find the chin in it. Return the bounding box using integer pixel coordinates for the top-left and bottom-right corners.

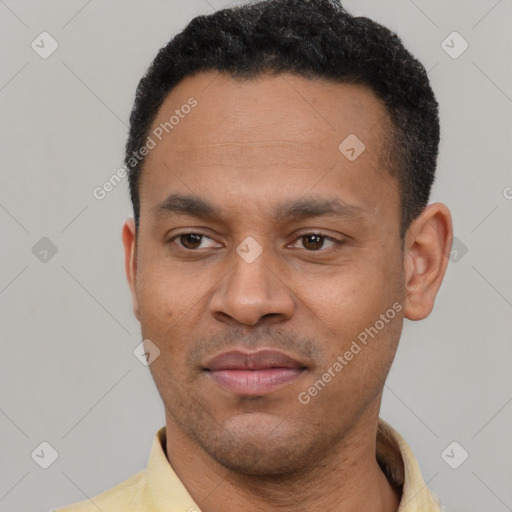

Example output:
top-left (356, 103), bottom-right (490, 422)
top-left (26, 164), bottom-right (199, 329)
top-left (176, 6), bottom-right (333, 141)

top-left (209, 441), bottom-right (310, 476)
top-left (196, 413), bottom-right (322, 477)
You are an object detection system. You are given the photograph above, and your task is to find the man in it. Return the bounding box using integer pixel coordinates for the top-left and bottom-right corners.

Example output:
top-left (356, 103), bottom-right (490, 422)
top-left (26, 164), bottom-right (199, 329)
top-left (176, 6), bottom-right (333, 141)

top-left (56, 0), bottom-right (452, 510)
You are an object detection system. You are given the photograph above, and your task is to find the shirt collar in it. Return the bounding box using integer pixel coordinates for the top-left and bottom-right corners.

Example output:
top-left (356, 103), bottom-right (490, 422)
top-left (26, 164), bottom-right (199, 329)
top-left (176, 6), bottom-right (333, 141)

top-left (144, 417), bottom-right (442, 511)
top-left (376, 418), bottom-right (442, 511)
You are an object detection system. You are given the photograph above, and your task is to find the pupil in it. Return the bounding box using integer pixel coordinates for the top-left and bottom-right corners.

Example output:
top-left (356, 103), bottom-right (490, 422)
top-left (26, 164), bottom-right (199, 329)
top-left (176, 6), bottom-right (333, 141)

top-left (182, 234), bottom-right (202, 248)
top-left (305, 234), bottom-right (323, 250)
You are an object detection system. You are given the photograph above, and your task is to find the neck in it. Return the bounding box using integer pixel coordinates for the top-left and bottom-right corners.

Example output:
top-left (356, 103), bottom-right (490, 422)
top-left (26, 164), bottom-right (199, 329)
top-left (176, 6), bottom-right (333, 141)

top-left (164, 408), bottom-right (401, 512)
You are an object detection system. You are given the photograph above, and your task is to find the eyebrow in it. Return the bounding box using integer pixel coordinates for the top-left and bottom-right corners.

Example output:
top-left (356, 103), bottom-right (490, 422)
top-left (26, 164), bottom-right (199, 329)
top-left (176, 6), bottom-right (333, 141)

top-left (152, 193), bottom-right (367, 223)
top-left (275, 196), bottom-right (366, 222)
top-left (153, 194), bottom-right (220, 220)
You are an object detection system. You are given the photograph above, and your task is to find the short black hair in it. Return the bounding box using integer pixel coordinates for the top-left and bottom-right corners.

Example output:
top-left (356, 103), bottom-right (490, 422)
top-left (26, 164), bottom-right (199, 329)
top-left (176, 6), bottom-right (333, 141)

top-left (125, 0), bottom-right (440, 239)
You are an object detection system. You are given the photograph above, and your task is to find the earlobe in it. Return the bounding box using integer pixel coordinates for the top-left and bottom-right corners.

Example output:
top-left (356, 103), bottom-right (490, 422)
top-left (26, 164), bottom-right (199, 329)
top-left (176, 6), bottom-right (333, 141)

top-left (403, 203), bottom-right (453, 321)
top-left (121, 218), bottom-right (140, 321)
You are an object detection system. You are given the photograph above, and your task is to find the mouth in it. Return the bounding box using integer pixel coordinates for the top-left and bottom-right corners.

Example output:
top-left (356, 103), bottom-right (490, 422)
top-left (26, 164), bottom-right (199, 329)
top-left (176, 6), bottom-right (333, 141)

top-left (204, 349), bottom-right (307, 396)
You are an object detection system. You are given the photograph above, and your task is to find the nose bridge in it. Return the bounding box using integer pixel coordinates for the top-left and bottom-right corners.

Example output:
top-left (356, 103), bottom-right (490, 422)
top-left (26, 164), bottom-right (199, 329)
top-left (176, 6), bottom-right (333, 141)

top-left (236, 238), bottom-right (275, 293)
top-left (209, 238), bottom-right (294, 325)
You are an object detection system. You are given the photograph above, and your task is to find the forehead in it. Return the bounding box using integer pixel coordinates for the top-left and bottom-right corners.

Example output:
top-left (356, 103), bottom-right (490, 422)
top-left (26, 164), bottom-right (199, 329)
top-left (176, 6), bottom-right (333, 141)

top-left (139, 71), bottom-right (398, 225)
top-left (147, 71), bottom-right (389, 155)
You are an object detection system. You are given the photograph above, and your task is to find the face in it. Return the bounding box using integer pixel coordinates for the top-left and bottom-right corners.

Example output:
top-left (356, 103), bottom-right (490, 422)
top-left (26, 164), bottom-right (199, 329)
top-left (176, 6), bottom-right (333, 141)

top-left (122, 71), bottom-right (436, 476)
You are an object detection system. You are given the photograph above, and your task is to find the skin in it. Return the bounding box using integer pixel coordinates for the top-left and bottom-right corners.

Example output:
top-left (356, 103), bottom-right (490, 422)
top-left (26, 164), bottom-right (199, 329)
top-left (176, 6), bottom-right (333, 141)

top-left (122, 71), bottom-right (453, 512)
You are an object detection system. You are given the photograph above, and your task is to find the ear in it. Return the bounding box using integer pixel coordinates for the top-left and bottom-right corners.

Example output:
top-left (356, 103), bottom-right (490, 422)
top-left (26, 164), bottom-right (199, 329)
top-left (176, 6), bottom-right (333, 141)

top-left (122, 218), bottom-right (140, 321)
top-left (403, 202), bottom-right (453, 321)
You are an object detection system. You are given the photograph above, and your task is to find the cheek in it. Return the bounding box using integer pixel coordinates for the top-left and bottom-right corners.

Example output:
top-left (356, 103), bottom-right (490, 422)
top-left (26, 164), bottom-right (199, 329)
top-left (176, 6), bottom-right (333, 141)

top-left (137, 267), bottom-right (174, 319)
top-left (135, 255), bottom-right (217, 349)
top-left (136, 243), bottom-right (186, 313)
top-left (312, 258), bottom-right (398, 313)
top-left (305, 254), bottom-right (402, 356)
top-left (299, 265), bottom-right (403, 418)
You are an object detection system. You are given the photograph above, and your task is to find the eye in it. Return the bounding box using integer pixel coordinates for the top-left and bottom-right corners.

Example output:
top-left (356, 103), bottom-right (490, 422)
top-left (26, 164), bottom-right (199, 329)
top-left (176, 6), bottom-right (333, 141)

top-left (168, 232), bottom-right (342, 253)
top-left (169, 233), bottom-right (221, 250)
top-left (290, 233), bottom-right (340, 251)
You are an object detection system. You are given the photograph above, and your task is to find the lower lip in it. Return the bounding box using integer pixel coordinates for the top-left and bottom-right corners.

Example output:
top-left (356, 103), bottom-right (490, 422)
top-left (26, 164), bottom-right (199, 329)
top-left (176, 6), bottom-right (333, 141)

top-left (207, 368), bottom-right (305, 396)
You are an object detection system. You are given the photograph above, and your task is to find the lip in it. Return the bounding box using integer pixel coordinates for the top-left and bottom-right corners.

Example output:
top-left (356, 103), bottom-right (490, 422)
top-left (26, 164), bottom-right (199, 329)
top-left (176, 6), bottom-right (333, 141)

top-left (204, 349), bottom-right (307, 396)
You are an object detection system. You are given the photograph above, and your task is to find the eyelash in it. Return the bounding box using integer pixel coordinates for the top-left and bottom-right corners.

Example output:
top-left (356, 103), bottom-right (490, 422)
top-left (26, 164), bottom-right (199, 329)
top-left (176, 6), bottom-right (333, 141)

top-left (167, 231), bottom-right (343, 253)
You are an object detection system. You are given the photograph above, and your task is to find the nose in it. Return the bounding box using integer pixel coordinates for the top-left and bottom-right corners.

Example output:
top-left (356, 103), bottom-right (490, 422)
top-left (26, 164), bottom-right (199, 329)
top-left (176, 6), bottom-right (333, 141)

top-left (209, 243), bottom-right (295, 326)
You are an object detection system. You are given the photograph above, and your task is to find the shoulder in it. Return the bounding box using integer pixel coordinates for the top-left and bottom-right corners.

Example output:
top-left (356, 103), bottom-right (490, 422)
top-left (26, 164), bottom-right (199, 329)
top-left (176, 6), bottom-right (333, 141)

top-left (52, 469), bottom-right (147, 512)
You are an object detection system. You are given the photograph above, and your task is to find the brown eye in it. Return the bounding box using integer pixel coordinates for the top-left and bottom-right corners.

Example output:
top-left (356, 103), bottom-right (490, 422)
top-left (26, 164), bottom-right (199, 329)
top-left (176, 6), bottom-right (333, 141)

top-left (179, 233), bottom-right (203, 249)
top-left (302, 234), bottom-right (326, 251)
top-left (168, 232), bottom-right (221, 251)
top-left (289, 232), bottom-right (340, 252)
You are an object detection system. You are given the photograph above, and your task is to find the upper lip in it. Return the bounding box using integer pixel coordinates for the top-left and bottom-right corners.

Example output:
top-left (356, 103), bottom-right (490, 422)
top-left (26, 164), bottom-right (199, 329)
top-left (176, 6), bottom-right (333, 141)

top-left (204, 349), bottom-right (306, 371)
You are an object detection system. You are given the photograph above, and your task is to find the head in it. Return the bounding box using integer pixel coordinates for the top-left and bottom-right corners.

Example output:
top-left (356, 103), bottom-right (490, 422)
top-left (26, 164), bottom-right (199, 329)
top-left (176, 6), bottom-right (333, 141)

top-left (122, 0), bottom-right (452, 476)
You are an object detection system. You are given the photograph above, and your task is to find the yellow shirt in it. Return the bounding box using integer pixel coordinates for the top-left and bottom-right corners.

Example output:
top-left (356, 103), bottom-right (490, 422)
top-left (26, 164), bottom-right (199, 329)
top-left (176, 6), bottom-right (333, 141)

top-left (54, 418), bottom-right (444, 511)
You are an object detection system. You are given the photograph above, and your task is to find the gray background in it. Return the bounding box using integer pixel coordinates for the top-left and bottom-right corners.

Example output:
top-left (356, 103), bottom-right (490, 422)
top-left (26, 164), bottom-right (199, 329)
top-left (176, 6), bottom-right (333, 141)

top-left (0, 0), bottom-right (511, 511)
